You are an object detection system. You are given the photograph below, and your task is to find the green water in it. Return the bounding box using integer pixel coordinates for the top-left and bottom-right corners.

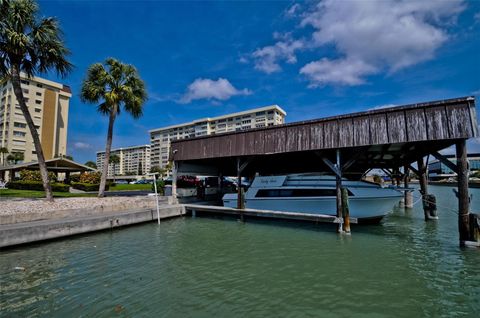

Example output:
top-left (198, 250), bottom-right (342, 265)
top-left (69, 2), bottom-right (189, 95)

top-left (1, 186), bottom-right (479, 317)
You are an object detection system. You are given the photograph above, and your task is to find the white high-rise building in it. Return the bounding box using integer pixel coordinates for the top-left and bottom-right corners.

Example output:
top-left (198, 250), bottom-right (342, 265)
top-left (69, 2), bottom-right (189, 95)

top-left (96, 144), bottom-right (151, 177)
top-left (149, 105), bottom-right (286, 169)
top-left (0, 74), bottom-right (71, 164)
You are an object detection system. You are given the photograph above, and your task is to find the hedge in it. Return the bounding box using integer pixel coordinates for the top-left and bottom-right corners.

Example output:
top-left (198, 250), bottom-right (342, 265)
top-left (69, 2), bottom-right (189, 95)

top-left (8, 181), bottom-right (70, 192)
top-left (71, 182), bottom-right (109, 192)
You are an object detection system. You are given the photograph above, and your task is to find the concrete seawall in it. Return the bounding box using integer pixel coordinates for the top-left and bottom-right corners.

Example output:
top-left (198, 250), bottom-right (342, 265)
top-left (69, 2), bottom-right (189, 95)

top-left (0, 205), bottom-right (184, 248)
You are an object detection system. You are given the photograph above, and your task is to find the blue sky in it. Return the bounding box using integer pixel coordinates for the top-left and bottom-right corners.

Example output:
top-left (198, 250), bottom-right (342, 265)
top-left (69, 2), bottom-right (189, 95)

top-left (37, 0), bottom-right (480, 163)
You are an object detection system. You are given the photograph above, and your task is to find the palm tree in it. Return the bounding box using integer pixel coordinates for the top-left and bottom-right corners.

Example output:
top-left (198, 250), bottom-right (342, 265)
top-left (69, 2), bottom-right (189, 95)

top-left (0, 0), bottom-right (72, 201)
top-left (0, 147), bottom-right (8, 166)
top-left (7, 151), bottom-right (24, 164)
top-left (81, 58), bottom-right (147, 197)
top-left (85, 161), bottom-right (97, 169)
top-left (109, 154), bottom-right (120, 182)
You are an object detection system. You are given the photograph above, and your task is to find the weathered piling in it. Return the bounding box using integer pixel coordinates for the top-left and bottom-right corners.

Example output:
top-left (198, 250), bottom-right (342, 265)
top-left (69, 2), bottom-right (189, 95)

top-left (335, 150), bottom-right (343, 233)
top-left (456, 140), bottom-right (471, 245)
top-left (341, 187), bottom-right (351, 234)
top-left (404, 166), bottom-right (413, 208)
top-left (417, 158), bottom-right (438, 220)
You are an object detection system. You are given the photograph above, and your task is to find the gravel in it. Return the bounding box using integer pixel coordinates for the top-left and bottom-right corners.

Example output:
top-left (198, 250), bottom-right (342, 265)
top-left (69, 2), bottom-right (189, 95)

top-left (0, 196), bottom-right (162, 216)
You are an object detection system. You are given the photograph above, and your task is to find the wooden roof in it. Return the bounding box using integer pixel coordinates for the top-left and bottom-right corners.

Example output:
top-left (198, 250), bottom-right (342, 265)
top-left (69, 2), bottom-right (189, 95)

top-left (171, 96), bottom-right (477, 176)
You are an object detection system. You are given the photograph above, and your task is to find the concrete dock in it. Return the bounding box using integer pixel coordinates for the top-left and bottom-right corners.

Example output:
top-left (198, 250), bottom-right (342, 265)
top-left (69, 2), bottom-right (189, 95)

top-left (0, 205), bottom-right (184, 248)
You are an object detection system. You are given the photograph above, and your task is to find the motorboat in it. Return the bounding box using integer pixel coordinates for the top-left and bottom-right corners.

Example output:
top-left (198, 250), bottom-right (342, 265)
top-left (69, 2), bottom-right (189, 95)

top-left (222, 174), bottom-right (404, 222)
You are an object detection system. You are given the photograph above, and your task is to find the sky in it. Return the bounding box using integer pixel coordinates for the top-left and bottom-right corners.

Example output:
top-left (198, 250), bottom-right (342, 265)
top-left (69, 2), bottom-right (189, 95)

top-left (36, 0), bottom-right (480, 164)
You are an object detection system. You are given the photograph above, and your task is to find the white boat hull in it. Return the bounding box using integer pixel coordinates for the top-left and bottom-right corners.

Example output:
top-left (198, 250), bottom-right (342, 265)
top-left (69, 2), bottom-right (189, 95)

top-left (223, 195), bottom-right (401, 221)
top-left (222, 174), bottom-right (404, 222)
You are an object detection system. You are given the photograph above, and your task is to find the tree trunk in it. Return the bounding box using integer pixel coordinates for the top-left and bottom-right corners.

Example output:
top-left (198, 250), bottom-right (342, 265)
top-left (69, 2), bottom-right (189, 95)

top-left (11, 67), bottom-right (54, 202)
top-left (98, 108), bottom-right (116, 197)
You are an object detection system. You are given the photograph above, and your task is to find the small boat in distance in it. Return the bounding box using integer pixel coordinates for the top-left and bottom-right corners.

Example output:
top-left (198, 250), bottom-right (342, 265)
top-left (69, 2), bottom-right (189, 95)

top-left (222, 174), bottom-right (404, 223)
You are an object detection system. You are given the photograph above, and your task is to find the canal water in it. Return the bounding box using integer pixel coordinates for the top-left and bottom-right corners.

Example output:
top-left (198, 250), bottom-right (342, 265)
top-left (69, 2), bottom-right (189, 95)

top-left (1, 186), bottom-right (479, 317)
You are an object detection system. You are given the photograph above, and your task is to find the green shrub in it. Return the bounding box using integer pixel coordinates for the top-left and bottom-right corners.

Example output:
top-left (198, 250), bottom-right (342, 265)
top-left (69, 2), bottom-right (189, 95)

top-left (71, 182), bottom-right (109, 192)
top-left (79, 171), bottom-right (101, 184)
top-left (151, 179), bottom-right (165, 195)
top-left (8, 181), bottom-right (69, 192)
top-left (20, 169), bottom-right (57, 182)
top-left (70, 174), bottom-right (81, 183)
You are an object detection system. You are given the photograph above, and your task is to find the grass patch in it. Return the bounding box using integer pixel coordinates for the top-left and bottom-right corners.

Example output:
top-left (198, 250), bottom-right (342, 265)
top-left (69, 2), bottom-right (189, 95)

top-left (0, 189), bottom-right (96, 198)
top-left (108, 184), bottom-right (152, 191)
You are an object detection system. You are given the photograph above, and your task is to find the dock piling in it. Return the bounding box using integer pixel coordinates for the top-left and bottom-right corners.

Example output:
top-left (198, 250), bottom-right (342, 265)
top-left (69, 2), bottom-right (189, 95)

top-left (456, 139), bottom-right (471, 246)
top-left (404, 166), bottom-right (413, 208)
top-left (341, 187), bottom-right (351, 234)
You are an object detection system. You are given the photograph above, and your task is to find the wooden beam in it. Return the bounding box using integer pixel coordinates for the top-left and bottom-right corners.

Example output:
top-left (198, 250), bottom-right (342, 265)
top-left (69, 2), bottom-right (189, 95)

top-left (319, 155), bottom-right (341, 177)
top-left (431, 151), bottom-right (459, 174)
top-left (408, 164), bottom-right (420, 176)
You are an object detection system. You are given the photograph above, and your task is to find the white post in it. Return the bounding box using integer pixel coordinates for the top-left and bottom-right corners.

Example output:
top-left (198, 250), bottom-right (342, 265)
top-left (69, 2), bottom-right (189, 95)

top-left (151, 173), bottom-right (161, 225)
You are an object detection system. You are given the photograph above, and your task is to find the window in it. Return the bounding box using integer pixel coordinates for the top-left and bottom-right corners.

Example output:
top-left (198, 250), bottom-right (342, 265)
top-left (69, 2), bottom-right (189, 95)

top-left (37, 83), bottom-right (43, 88)
top-left (35, 100), bottom-right (42, 104)
top-left (13, 131), bottom-right (26, 137)
top-left (255, 188), bottom-right (354, 198)
top-left (21, 80), bottom-right (30, 85)
top-left (35, 108), bottom-right (41, 113)
top-left (14, 122), bottom-right (26, 128)
top-left (36, 92), bottom-right (42, 96)
top-left (22, 89), bottom-right (29, 94)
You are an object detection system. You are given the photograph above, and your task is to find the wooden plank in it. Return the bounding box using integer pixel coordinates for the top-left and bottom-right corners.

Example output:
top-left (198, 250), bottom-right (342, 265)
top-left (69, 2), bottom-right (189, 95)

top-left (323, 120), bottom-right (339, 148)
top-left (425, 106), bottom-right (450, 140)
top-left (387, 111), bottom-right (407, 144)
top-left (338, 118), bottom-right (354, 147)
top-left (231, 133), bottom-right (245, 157)
top-left (286, 126), bottom-right (299, 152)
top-left (264, 128), bottom-right (277, 154)
top-left (244, 132), bottom-right (256, 156)
top-left (370, 113), bottom-right (389, 144)
top-left (297, 124), bottom-right (311, 151)
top-left (216, 135), bottom-right (229, 157)
top-left (274, 127), bottom-right (287, 153)
top-left (447, 103), bottom-right (473, 138)
top-left (310, 122), bottom-right (324, 150)
top-left (406, 109), bottom-right (427, 141)
top-left (183, 204), bottom-right (358, 224)
top-left (353, 116), bottom-right (370, 146)
top-left (253, 130), bottom-right (265, 154)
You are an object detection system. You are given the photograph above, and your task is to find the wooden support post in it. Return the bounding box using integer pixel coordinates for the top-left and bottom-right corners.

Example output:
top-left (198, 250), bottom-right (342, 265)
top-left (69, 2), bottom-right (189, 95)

top-left (404, 166), bottom-right (413, 208)
top-left (218, 173), bottom-right (223, 199)
top-left (236, 158), bottom-right (245, 222)
top-left (172, 161), bottom-right (178, 202)
top-left (456, 140), bottom-right (471, 245)
top-left (417, 158), bottom-right (431, 220)
top-left (336, 150), bottom-right (343, 233)
top-left (341, 187), bottom-right (351, 234)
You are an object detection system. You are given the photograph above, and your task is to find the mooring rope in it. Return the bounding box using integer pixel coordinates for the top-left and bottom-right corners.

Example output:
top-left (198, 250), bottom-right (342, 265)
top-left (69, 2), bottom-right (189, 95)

top-left (410, 192), bottom-right (459, 215)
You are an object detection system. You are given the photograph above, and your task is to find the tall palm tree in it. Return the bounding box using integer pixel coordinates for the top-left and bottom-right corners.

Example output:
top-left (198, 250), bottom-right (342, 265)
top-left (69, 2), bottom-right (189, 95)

top-left (0, 147), bottom-right (8, 166)
top-left (81, 58), bottom-right (147, 197)
top-left (0, 0), bottom-right (72, 201)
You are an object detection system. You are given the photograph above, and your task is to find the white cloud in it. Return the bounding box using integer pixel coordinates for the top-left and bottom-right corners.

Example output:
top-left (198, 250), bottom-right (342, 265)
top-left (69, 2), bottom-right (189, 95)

top-left (285, 3), bottom-right (301, 18)
top-left (368, 103), bottom-right (398, 111)
top-left (251, 0), bottom-right (465, 86)
top-left (300, 57), bottom-right (377, 87)
top-left (252, 35), bottom-right (304, 73)
top-left (73, 142), bottom-right (92, 150)
top-left (179, 78), bottom-right (251, 104)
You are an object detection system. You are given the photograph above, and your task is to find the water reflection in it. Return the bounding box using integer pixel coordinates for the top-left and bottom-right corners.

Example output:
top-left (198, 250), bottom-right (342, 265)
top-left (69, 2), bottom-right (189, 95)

top-left (0, 186), bottom-right (479, 317)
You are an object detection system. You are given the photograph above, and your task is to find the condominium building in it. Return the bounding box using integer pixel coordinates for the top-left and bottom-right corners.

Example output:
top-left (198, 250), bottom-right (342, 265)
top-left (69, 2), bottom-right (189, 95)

top-left (96, 144), bottom-right (151, 177)
top-left (149, 105), bottom-right (286, 169)
top-left (0, 75), bottom-right (71, 164)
